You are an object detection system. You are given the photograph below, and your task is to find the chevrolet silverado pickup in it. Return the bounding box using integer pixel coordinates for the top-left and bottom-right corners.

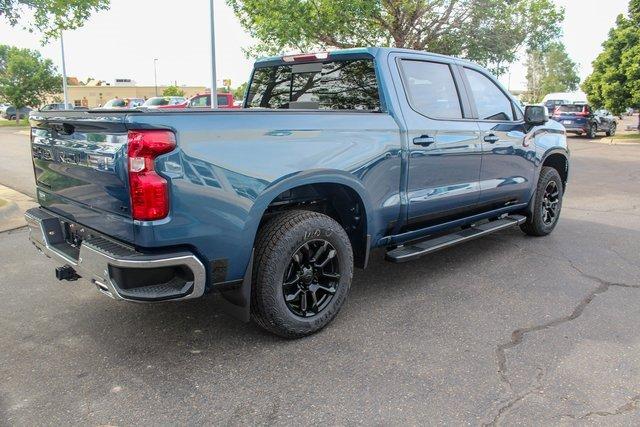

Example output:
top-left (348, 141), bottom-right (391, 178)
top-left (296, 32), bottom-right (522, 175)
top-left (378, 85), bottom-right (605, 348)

top-left (26, 48), bottom-right (569, 338)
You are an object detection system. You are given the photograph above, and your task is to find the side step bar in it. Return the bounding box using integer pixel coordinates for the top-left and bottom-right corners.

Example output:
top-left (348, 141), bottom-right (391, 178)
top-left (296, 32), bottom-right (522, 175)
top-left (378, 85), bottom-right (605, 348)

top-left (385, 215), bottom-right (527, 263)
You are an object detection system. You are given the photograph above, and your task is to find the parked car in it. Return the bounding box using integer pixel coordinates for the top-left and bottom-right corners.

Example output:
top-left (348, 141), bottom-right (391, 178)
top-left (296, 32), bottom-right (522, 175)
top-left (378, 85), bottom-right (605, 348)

top-left (2, 106), bottom-right (31, 120)
top-left (163, 93), bottom-right (239, 109)
top-left (142, 96), bottom-right (186, 109)
top-left (40, 103), bottom-right (74, 111)
top-left (544, 99), bottom-right (570, 117)
top-left (552, 104), bottom-right (617, 138)
top-left (99, 98), bottom-right (145, 109)
top-left (0, 103), bottom-right (11, 114)
top-left (25, 47), bottom-right (568, 338)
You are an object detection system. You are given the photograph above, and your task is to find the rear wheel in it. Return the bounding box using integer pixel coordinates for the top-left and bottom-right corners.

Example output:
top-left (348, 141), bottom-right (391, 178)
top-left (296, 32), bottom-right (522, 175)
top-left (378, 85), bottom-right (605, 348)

top-left (521, 167), bottom-right (564, 236)
top-left (251, 210), bottom-right (353, 338)
top-left (606, 122), bottom-right (617, 137)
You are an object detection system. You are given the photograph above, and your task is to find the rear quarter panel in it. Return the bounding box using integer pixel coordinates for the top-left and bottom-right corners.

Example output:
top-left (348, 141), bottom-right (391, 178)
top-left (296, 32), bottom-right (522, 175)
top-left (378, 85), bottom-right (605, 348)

top-left (127, 111), bottom-right (402, 283)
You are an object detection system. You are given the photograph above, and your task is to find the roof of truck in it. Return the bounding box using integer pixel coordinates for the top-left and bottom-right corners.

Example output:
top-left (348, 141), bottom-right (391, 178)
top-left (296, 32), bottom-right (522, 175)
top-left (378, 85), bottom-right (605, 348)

top-left (254, 47), bottom-right (472, 67)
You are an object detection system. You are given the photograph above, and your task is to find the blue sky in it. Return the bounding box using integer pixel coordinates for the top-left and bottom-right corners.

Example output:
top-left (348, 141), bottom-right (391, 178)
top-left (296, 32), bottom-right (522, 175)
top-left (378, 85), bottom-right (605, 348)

top-left (0, 0), bottom-right (632, 90)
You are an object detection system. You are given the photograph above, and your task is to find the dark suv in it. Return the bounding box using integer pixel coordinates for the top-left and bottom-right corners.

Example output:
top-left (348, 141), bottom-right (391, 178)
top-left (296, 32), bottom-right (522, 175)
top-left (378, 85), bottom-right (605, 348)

top-left (552, 104), bottom-right (617, 138)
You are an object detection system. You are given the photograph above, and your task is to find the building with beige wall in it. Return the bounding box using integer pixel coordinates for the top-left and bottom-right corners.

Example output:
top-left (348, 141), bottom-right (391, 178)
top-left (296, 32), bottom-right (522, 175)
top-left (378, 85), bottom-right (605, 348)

top-left (51, 83), bottom-right (208, 108)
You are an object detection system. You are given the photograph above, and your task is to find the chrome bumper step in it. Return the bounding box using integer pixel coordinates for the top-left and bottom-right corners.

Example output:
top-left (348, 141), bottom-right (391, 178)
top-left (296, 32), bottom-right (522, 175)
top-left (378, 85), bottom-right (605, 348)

top-left (25, 207), bottom-right (207, 302)
top-left (385, 215), bottom-right (527, 263)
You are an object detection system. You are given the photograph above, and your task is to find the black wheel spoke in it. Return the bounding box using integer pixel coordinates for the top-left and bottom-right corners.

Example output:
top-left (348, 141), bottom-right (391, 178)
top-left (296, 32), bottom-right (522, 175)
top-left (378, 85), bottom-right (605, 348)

top-left (320, 271), bottom-right (340, 281)
top-left (299, 291), bottom-right (308, 313)
top-left (315, 249), bottom-right (336, 269)
top-left (316, 284), bottom-right (337, 295)
top-left (285, 289), bottom-right (301, 302)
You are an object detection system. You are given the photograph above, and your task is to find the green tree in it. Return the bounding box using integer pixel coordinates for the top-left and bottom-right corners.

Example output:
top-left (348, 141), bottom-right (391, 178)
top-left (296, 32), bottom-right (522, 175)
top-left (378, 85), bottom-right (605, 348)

top-left (227, 0), bottom-right (564, 74)
top-left (524, 42), bottom-right (580, 103)
top-left (1, 0), bottom-right (109, 41)
top-left (233, 82), bottom-right (247, 100)
top-left (162, 85), bottom-right (185, 97)
top-left (582, 0), bottom-right (640, 115)
top-left (0, 45), bottom-right (61, 123)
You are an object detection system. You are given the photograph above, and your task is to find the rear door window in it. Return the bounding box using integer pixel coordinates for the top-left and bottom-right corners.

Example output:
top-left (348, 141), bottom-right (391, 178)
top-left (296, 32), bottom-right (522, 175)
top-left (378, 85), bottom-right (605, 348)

top-left (464, 68), bottom-right (514, 121)
top-left (399, 60), bottom-right (463, 119)
top-left (246, 59), bottom-right (381, 111)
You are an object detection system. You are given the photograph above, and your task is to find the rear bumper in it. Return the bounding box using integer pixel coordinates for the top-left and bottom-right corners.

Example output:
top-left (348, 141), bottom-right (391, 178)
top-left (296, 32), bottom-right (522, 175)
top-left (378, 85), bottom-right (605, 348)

top-left (25, 207), bottom-right (206, 302)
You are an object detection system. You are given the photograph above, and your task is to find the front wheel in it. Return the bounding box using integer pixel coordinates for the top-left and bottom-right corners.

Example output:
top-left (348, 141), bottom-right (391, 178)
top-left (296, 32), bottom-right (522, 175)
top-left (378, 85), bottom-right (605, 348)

top-left (586, 124), bottom-right (597, 139)
top-left (521, 167), bottom-right (564, 236)
top-left (251, 210), bottom-right (353, 338)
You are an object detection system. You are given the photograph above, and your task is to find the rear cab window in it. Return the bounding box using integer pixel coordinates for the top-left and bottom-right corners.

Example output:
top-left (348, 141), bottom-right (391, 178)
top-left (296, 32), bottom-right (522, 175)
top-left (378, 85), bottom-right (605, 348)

top-left (245, 56), bottom-right (381, 111)
top-left (557, 105), bottom-right (589, 114)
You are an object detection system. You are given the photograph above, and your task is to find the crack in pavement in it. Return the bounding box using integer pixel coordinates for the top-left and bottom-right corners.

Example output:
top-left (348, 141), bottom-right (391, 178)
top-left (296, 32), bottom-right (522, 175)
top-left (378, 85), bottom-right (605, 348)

top-left (483, 369), bottom-right (544, 427)
top-left (560, 393), bottom-right (640, 420)
top-left (483, 237), bottom-right (640, 424)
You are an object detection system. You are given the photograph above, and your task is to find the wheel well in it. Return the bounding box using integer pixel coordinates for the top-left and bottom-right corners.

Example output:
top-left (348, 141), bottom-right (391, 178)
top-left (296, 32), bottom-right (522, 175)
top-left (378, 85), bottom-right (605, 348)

top-left (262, 183), bottom-right (369, 268)
top-left (542, 153), bottom-right (568, 188)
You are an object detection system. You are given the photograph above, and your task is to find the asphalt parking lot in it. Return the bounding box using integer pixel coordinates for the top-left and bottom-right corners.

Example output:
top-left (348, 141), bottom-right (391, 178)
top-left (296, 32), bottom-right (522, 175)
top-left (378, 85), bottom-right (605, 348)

top-left (1, 127), bottom-right (639, 425)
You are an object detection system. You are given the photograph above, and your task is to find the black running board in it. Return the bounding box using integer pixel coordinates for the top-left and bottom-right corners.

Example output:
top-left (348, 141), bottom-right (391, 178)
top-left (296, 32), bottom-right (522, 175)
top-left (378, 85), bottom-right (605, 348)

top-left (385, 215), bottom-right (527, 263)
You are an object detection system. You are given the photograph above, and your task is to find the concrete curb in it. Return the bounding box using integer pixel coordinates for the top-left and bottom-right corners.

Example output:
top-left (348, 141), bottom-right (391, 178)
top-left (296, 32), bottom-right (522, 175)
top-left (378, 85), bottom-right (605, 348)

top-left (0, 185), bottom-right (37, 233)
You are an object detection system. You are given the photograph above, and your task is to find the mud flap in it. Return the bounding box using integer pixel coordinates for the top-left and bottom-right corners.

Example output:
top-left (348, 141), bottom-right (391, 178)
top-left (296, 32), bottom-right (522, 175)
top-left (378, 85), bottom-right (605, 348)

top-left (217, 251), bottom-right (253, 322)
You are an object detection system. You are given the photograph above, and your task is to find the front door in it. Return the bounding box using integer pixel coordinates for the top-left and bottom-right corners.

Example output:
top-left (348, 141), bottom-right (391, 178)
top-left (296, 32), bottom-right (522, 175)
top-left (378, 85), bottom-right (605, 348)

top-left (397, 58), bottom-right (483, 228)
top-left (461, 66), bottom-right (536, 210)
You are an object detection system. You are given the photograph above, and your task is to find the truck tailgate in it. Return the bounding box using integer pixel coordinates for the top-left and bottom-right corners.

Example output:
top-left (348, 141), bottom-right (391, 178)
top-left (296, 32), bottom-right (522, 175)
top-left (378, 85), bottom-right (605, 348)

top-left (30, 112), bottom-right (134, 242)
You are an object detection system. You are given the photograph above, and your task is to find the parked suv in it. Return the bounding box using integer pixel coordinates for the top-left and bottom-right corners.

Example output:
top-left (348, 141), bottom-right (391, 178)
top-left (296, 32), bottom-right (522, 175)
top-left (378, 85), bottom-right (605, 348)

top-left (2, 106), bottom-right (31, 121)
top-left (26, 48), bottom-right (568, 338)
top-left (552, 104), bottom-right (617, 138)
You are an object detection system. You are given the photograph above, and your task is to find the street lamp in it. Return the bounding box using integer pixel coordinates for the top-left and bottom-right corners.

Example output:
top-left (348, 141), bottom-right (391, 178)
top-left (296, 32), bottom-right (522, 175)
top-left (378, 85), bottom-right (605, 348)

top-left (154, 58), bottom-right (159, 96)
top-left (60, 32), bottom-right (69, 110)
top-left (209, 0), bottom-right (218, 108)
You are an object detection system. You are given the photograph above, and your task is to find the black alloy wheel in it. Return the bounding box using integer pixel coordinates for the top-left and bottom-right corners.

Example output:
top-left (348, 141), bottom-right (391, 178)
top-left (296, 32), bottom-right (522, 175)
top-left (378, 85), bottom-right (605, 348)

top-left (541, 180), bottom-right (560, 226)
top-left (282, 240), bottom-right (340, 318)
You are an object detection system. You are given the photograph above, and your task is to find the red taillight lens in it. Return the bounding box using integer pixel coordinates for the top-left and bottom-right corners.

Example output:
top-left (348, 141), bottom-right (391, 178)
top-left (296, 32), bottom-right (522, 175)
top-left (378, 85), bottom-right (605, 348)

top-left (127, 130), bottom-right (176, 221)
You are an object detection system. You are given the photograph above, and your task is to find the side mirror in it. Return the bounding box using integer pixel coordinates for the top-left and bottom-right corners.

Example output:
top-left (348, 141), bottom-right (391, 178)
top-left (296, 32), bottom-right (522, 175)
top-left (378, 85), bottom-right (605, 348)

top-left (524, 105), bottom-right (548, 126)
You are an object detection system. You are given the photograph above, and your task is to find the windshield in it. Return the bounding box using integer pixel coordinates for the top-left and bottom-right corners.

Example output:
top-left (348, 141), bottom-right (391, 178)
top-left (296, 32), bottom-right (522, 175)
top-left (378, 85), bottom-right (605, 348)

top-left (144, 97), bottom-right (185, 106)
top-left (246, 58), bottom-right (381, 111)
top-left (104, 99), bottom-right (126, 108)
top-left (557, 105), bottom-right (587, 114)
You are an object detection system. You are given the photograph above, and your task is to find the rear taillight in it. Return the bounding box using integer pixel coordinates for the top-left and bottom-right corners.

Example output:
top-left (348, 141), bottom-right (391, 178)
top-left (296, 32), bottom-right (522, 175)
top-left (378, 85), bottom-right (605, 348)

top-left (127, 130), bottom-right (176, 221)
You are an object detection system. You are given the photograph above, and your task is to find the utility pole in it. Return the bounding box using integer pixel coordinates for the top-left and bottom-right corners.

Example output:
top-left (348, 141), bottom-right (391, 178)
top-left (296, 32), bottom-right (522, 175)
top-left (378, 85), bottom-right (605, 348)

top-left (60, 32), bottom-right (69, 110)
top-left (154, 58), bottom-right (159, 96)
top-left (209, 0), bottom-right (218, 108)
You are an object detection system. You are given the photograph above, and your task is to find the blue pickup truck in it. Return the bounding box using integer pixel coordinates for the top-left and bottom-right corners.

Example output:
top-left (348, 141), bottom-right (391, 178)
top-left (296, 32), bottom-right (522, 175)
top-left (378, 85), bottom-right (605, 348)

top-left (26, 48), bottom-right (568, 337)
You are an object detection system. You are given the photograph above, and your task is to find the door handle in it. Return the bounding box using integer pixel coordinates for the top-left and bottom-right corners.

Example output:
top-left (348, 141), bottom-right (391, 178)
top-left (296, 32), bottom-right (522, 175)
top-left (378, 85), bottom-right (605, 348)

top-left (484, 134), bottom-right (500, 144)
top-left (413, 135), bottom-right (436, 147)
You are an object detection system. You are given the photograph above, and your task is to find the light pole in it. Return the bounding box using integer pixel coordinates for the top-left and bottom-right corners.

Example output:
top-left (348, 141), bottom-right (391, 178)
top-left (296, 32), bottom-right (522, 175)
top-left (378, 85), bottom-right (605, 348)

top-left (209, 0), bottom-right (218, 108)
top-left (60, 32), bottom-right (69, 110)
top-left (153, 58), bottom-right (159, 96)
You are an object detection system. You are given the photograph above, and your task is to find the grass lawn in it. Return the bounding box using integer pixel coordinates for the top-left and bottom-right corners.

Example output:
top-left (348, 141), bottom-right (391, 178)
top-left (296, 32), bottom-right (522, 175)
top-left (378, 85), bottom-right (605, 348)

top-left (612, 133), bottom-right (640, 141)
top-left (0, 118), bottom-right (29, 127)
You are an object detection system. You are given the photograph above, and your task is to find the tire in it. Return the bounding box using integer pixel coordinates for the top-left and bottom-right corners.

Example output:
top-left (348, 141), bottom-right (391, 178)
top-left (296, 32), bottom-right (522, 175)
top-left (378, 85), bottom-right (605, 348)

top-left (251, 210), bottom-right (353, 338)
top-left (9, 115), bottom-right (15, 121)
top-left (606, 122), bottom-right (617, 137)
top-left (520, 166), bottom-right (564, 237)
top-left (586, 123), bottom-right (597, 139)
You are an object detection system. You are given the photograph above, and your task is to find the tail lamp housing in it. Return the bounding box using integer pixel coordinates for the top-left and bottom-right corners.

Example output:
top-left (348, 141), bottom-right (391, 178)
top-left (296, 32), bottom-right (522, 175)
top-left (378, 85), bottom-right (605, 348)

top-left (127, 130), bottom-right (176, 221)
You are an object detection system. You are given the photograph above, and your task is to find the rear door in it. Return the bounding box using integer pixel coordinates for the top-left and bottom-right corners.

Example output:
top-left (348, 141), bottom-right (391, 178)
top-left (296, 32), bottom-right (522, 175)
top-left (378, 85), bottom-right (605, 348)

top-left (460, 66), bottom-right (535, 210)
top-left (394, 55), bottom-right (483, 228)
